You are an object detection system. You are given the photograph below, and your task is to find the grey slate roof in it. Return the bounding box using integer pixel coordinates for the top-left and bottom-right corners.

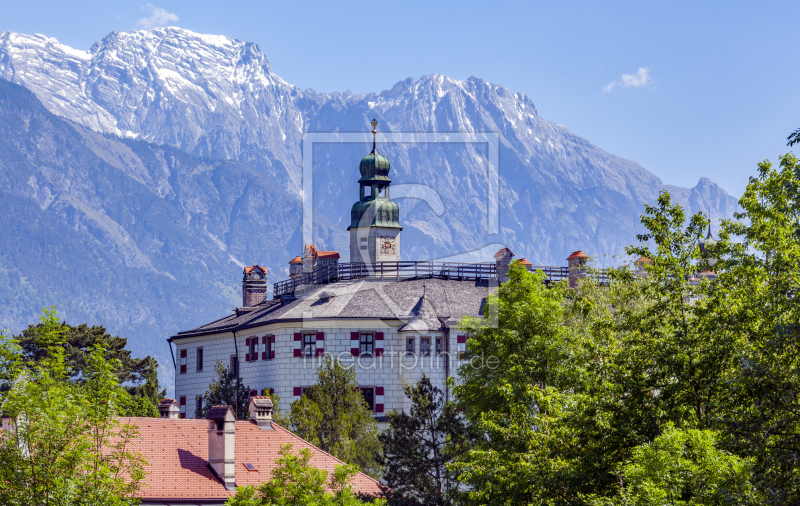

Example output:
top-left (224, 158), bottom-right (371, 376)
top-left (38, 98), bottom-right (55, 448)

top-left (172, 278), bottom-right (491, 340)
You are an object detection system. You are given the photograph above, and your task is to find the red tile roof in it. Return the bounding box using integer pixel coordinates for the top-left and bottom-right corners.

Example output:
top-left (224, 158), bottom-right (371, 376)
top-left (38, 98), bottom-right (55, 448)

top-left (517, 258), bottom-right (533, 266)
top-left (635, 256), bottom-right (651, 263)
top-left (244, 265), bottom-right (267, 274)
top-left (566, 251), bottom-right (589, 260)
top-left (124, 417), bottom-right (382, 502)
top-left (315, 251), bottom-right (340, 259)
top-left (289, 256), bottom-right (302, 264)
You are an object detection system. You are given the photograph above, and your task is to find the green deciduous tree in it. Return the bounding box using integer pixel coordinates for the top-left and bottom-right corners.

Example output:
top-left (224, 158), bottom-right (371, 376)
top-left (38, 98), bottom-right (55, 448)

top-left (281, 355), bottom-right (381, 478)
top-left (451, 262), bottom-right (581, 505)
top-left (0, 307), bottom-right (147, 505)
top-left (612, 424), bottom-right (753, 506)
top-left (226, 444), bottom-right (385, 506)
top-left (379, 376), bottom-right (473, 506)
top-left (712, 153), bottom-right (800, 503)
top-left (196, 360), bottom-right (251, 420)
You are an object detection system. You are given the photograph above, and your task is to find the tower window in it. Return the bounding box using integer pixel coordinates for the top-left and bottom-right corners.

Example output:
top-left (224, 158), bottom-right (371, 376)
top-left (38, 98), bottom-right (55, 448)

top-left (360, 238), bottom-right (368, 250)
top-left (407, 338), bottom-right (415, 356)
top-left (196, 348), bottom-right (203, 372)
top-left (364, 185), bottom-right (372, 197)
top-left (435, 338), bottom-right (442, 356)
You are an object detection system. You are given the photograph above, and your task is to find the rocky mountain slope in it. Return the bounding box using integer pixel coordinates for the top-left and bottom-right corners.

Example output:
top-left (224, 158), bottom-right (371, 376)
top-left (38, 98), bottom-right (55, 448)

top-left (0, 28), bottom-right (739, 265)
top-left (0, 78), bottom-right (342, 385)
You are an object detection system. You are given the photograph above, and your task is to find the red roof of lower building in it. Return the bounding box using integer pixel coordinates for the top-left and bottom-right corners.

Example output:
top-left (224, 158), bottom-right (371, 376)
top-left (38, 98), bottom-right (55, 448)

top-left (316, 251), bottom-right (340, 260)
top-left (124, 417), bottom-right (382, 502)
top-left (289, 256), bottom-right (302, 264)
top-left (517, 258), bottom-right (533, 266)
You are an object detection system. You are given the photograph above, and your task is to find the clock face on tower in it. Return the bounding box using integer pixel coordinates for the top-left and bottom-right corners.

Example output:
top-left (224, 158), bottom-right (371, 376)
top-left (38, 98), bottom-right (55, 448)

top-left (379, 236), bottom-right (396, 255)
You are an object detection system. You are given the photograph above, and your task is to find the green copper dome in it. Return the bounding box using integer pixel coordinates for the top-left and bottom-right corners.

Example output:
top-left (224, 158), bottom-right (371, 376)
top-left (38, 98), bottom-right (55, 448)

top-left (359, 148), bottom-right (392, 183)
top-left (348, 199), bottom-right (403, 230)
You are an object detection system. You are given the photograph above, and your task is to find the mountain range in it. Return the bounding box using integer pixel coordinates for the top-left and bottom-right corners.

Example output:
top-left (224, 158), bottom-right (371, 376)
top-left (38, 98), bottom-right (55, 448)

top-left (0, 27), bottom-right (740, 387)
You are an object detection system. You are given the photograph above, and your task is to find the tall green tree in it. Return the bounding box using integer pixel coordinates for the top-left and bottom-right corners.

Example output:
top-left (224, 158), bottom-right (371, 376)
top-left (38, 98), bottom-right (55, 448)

top-left (712, 153), bottom-right (800, 503)
top-left (226, 444), bottom-right (386, 506)
top-left (281, 355), bottom-right (381, 478)
top-left (0, 307), bottom-right (147, 505)
top-left (451, 262), bottom-right (581, 505)
top-left (379, 376), bottom-right (473, 506)
top-left (195, 360), bottom-right (251, 420)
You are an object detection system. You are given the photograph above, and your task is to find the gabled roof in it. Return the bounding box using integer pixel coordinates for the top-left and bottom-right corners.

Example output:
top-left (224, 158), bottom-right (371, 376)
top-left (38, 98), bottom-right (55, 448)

top-left (289, 256), bottom-right (302, 264)
top-left (566, 251), bottom-right (589, 260)
top-left (494, 247), bottom-right (515, 258)
top-left (399, 293), bottom-right (443, 333)
top-left (244, 265), bottom-right (267, 274)
top-left (316, 251), bottom-right (340, 259)
top-left (517, 258), bottom-right (533, 266)
top-left (125, 417), bottom-right (382, 502)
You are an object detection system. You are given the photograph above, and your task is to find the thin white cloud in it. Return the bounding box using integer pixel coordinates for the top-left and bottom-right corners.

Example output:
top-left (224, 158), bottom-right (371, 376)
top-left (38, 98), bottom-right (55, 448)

top-left (137, 4), bottom-right (179, 29)
top-left (603, 67), bottom-right (654, 93)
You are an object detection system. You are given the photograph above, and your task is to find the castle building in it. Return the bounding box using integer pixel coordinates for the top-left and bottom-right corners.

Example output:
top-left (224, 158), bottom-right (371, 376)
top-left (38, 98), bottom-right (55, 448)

top-left (168, 121), bottom-right (600, 423)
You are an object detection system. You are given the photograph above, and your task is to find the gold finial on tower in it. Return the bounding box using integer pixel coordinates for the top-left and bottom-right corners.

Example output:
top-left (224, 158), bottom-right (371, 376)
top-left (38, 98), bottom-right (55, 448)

top-left (371, 118), bottom-right (378, 151)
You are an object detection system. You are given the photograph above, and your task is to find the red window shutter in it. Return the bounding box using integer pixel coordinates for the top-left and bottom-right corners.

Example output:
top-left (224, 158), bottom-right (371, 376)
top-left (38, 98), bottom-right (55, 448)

top-left (271, 336), bottom-right (276, 359)
top-left (180, 364), bottom-right (186, 374)
top-left (245, 337), bottom-right (250, 346)
top-left (260, 389), bottom-right (266, 396)
top-left (179, 397), bottom-right (186, 405)
top-left (376, 332), bottom-right (384, 340)
top-left (351, 347), bottom-right (360, 356)
top-left (262, 352), bottom-right (266, 360)
top-left (179, 413), bottom-right (186, 419)
top-left (375, 404), bottom-right (384, 413)
top-left (269, 388), bottom-right (274, 395)
top-left (271, 336), bottom-right (276, 343)
top-left (293, 387), bottom-right (301, 396)
top-left (245, 354), bottom-right (250, 362)
top-left (351, 331), bottom-right (359, 340)
top-left (315, 348), bottom-right (324, 356)
top-left (294, 333), bottom-right (302, 341)
top-left (316, 331), bottom-right (324, 340)
top-left (262, 336), bottom-right (267, 345)
top-left (457, 335), bottom-right (466, 343)
top-left (180, 349), bottom-right (187, 358)
top-left (271, 350), bottom-right (275, 359)
top-left (294, 349), bottom-right (301, 357)
top-left (250, 390), bottom-right (257, 397)
top-left (376, 386), bottom-right (384, 395)
top-left (375, 349), bottom-right (384, 357)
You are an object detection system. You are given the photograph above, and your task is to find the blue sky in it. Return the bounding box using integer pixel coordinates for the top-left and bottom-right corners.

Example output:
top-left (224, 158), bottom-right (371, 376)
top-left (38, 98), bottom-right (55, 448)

top-left (3, 0), bottom-right (798, 197)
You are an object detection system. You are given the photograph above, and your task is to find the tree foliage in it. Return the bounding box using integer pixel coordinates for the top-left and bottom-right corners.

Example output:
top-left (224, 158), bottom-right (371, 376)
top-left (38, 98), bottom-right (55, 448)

top-left (379, 376), bottom-right (473, 506)
top-left (0, 307), bottom-right (146, 505)
top-left (226, 444), bottom-right (385, 506)
top-left (280, 355), bottom-right (381, 478)
top-left (195, 360), bottom-right (251, 420)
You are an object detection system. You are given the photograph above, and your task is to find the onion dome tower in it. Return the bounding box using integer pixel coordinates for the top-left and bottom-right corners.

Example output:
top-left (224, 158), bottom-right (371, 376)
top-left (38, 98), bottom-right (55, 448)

top-left (698, 218), bottom-right (718, 268)
top-left (348, 119), bottom-right (403, 264)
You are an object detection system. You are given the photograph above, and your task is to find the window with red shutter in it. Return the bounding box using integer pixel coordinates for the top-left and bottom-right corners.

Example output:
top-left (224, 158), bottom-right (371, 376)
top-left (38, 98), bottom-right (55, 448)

top-left (179, 349), bottom-right (187, 374)
top-left (293, 387), bottom-right (301, 397)
top-left (270, 336), bottom-right (276, 359)
top-left (350, 332), bottom-right (360, 356)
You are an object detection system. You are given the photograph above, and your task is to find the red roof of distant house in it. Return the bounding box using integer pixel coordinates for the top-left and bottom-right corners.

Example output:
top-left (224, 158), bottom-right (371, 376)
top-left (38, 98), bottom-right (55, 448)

top-left (244, 265), bottom-right (267, 274)
top-left (124, 417), bottom-right (382, 503)
top-left (517, 258), bottom-right (533, 266)
top-left (494, 248), bottom-right (514, 258)
top-left (566, 251), bottom-right (589, 260)
top-left (636, 256), bottom-right (651, 263)
top-left (289, 256), bottom-right (302, 264)
top-left (316, 251), bottom-right (340, 260)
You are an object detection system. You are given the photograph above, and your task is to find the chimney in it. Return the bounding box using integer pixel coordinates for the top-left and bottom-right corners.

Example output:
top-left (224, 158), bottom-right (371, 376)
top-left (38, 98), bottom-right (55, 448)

top-left (242, 265), bottom-right (267, 307)
top-left (248, 396), bottom-right (275, 430)
top-left (493, 248), bottom-right (515, 282)
top-left (566, 251), bottom-right (589, 287)
top-left (157, 398), bottom-right (180, 419)
top-left (207, 405), bottom-right (236, 491)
